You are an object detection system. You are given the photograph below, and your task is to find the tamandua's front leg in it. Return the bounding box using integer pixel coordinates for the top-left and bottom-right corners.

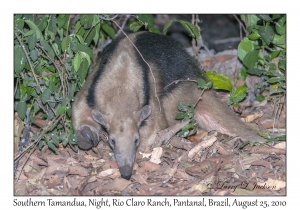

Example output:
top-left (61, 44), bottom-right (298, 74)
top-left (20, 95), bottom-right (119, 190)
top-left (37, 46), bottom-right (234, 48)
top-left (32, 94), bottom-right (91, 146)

top-left (72, 89), bottom-right (102, 150)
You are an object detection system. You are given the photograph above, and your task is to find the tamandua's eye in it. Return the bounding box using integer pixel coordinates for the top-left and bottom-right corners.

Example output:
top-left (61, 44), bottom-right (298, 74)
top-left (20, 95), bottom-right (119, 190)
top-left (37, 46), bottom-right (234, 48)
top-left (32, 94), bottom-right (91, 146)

top-left (110, 139), bottom-right (116, 148)
top-left (134, 138), bottom-right (140, 147)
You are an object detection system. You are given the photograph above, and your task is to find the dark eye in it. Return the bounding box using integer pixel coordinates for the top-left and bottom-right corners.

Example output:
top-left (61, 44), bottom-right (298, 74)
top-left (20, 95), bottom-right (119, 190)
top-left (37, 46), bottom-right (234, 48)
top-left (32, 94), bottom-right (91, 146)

top-left (134, 138), bottom-right (140, 147)
top-left (110, 139), bottom-right (116, 148)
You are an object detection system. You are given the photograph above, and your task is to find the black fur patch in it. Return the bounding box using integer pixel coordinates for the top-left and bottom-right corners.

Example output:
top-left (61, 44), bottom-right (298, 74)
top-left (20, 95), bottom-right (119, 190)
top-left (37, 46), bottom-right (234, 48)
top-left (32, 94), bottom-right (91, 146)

top-left (134, 32), bottom-right (205, 96)
top-left (87, 38), bottom-right (122, 108)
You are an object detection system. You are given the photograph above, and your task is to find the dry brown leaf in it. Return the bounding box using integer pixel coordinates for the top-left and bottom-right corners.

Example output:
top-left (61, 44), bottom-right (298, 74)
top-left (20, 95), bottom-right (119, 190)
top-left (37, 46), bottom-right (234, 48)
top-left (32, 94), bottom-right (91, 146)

top-left (14, 118), bottom-right (24, 155)
top-left (251, 146), bottom-right (286, 155)
top-left (107, 160), bottom-right (118, 169)
top-left (84, 154), bottom-right (99, 161)
top-left (97, 168), bottom-right (119, 177)
top-left (274, 142), bottom-right (286, 149)
top-left (150, 147), bottom-right (163, 164)
top-left (139, 151), bottom-right (152, 159)
top-left (244, 112), bottom-right (263, 122)
top-left (109, 178), bottom-right (131, 191)
top-left (139, 161), bottom-right (161, 173)
top-left (191, 183), bottom-right (209, 193)
top-left (131, 173), bottom-right (148, 185)
top-left (188, 134), bottom-right (217, 159)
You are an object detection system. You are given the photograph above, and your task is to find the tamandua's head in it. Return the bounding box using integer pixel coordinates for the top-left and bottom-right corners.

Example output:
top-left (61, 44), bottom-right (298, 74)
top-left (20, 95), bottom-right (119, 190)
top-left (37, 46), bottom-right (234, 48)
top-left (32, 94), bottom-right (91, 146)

top-left (92, 105), bottom-right (151, 180)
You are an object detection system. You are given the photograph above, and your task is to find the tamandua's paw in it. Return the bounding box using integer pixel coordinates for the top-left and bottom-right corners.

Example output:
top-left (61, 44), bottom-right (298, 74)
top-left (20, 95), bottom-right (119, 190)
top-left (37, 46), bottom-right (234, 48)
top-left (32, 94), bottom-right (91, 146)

top-left (76, 125), bottom-right (100, 150)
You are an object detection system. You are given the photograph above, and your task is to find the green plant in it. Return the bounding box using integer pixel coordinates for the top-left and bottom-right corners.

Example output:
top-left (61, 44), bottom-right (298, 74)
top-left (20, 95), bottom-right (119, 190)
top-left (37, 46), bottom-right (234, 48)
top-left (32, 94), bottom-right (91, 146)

top-left (14, 14), bottom-right (116, 153)
top-left (238, 14), bottom-right (286, 102)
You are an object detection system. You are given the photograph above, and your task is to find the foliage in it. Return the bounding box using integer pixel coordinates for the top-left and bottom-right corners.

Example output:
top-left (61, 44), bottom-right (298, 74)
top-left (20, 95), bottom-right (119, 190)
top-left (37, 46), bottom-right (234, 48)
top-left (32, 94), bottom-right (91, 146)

top-left (129, 14), bottom-right (201, 40)
top-left (175, 102), bottom-right (197, 138)
top-left (14, 14), bottom-right (116, 153)
top-left (205, 71), bottom-right (249, 107)
top-left (14, 14), bottom-right (202, 153)
top-left (238, 14), bottom-right (286, 102)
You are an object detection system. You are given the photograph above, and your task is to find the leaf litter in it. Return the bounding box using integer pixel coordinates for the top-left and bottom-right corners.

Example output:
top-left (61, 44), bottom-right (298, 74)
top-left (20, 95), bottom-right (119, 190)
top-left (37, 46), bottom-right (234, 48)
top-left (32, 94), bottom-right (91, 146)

top-left (14, 49), bottom-right (286, 196)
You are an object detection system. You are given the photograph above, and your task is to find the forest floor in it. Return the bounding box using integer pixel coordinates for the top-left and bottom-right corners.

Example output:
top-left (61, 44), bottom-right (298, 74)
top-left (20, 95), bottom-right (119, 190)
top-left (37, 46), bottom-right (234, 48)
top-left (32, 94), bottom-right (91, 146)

top-left (14, 49), bottom-right (286, 196)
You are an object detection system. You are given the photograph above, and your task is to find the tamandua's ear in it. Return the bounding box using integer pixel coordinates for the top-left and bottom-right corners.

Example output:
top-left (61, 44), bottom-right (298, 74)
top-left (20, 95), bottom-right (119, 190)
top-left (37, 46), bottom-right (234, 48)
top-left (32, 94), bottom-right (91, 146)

top-left (92, 110), bottom-right (109, 129)
top-left (136, 105), bottom-right (151, 126)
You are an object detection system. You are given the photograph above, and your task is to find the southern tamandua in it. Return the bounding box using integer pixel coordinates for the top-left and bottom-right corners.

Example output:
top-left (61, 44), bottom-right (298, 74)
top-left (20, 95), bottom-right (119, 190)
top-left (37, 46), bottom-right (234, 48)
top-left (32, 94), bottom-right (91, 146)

top-left (72, 31), bottom-right (264, 180)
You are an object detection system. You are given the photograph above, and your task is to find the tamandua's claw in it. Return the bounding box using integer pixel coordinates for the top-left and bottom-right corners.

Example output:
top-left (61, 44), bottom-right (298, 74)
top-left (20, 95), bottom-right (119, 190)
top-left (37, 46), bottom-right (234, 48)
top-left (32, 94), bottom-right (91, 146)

top-left (76, 126), bottom-right (99, 150)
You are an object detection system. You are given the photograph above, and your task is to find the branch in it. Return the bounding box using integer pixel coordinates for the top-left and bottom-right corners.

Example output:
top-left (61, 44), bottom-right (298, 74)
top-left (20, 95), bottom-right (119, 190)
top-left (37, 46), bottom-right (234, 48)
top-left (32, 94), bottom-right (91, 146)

top-left (14, 30), bottom-right (42, 91)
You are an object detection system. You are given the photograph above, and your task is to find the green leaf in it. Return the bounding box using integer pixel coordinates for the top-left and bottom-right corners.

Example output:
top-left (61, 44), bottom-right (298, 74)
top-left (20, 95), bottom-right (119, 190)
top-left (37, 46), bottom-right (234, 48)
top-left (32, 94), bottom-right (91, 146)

top-left (85, 26), bottom-right (96, 45)
top-left (255, 95), bottom-right (265, 102)
top-left (17, 100), bottom-right (27, 120)
top-left (28, 33), bottom-right (37, 51)
top-left (30, 49), bottom-right (38, 62)
top-left (197, 78), bottom-right (206, 88)
top-left (197, 78), bottom-right (212, 89)
top-left (258, 132), bottom-right (270, 139)
top-left (175, 112), bottom-right (187, 120)
top-left (276, 16), bottom-right (286, 35)
top-left (41, 89), bottom-right (51, 104)
top-left (14, 45), bottom-right (26, 74)
top-left (77, 44), bottom-right (93, 58)
top-left (48, 15), bottom-right (58, 34)
top-left (68, 133), bottom-right (78, 145)
top-left (278, 59), bottom-right (286, 72)
top-left (177, 130), bottom-right (189, 138)
top-left (136, 14), bottom-right (154, 28)
top-left (15, 19), bottom-right (24, 31)
top-left (257, 14), bottom-right (272, 22)
top-left (267, 77), bottom-right (281, 84)
top-left (272, 34), bottom-right (286, 48)
top-left (269, 63), bottom-right (277, 71)
top-left (230, 85), bottom-right (248, 104)
top-left (24, 30), bottom-right (36, 37)
top-left (75, 21), bottom-right (86, 37)
top-left (39, 140), bottom-right (46, 150)
top-left (40, 39), bottom-right (51, 52)
top-left (238, 67), bottom-right (248, 80)
top-left (182, 123), bottom-right (196, 131)
top-left (70, 40), bottom-right (78, 52)
top-left (246, 68), bottom-right (265, 76)
top-left (57, 14), bottom-right (67, 29)
top-left (80, 14), bottom-right (93, 29)
top-left (78, 59), bottom-right (89, 83)
top-left (241, 15), bottom-right (260, 27)
top-left (129, 20), bottom-right (144, 32)
top-left (102, 22), bottom-right (116, 39)
top-left (72, 51), bottom-right (91, 72)
top-left (205, 71), bottom-right (232, 91)
top-left (243, 50), bottom-right (259, 69)
top-left (177, 102), bottom-right (188, 112)
top-left (47, 141), bottom-right (57, 153)
top-left (36, 15), bottom-right (48, 32)
top-left (248, 32), bottom-right (260, 41)
top-left (62, 137), bottom-right (69, 147)
top-left (50, 133), bottom-right (60, 146)
top-left (56, 106), bottom-right (66, 116)
top-left (61, 37), bottom-right (70, 52)
top-left (259, 26), bottom-right (275, 45)
top-left (267, 135), bottom-right (286, 142)
top-left (24, 20), bottom-right (42, 40)
top-left (268, 50), bottom-right (280, 61)
top-left (237, 38), bottom-right (254, 61)
top-left (178, 20), bottom-right (199, 39)
top-left (163, 20), bottom-right (174, 35)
